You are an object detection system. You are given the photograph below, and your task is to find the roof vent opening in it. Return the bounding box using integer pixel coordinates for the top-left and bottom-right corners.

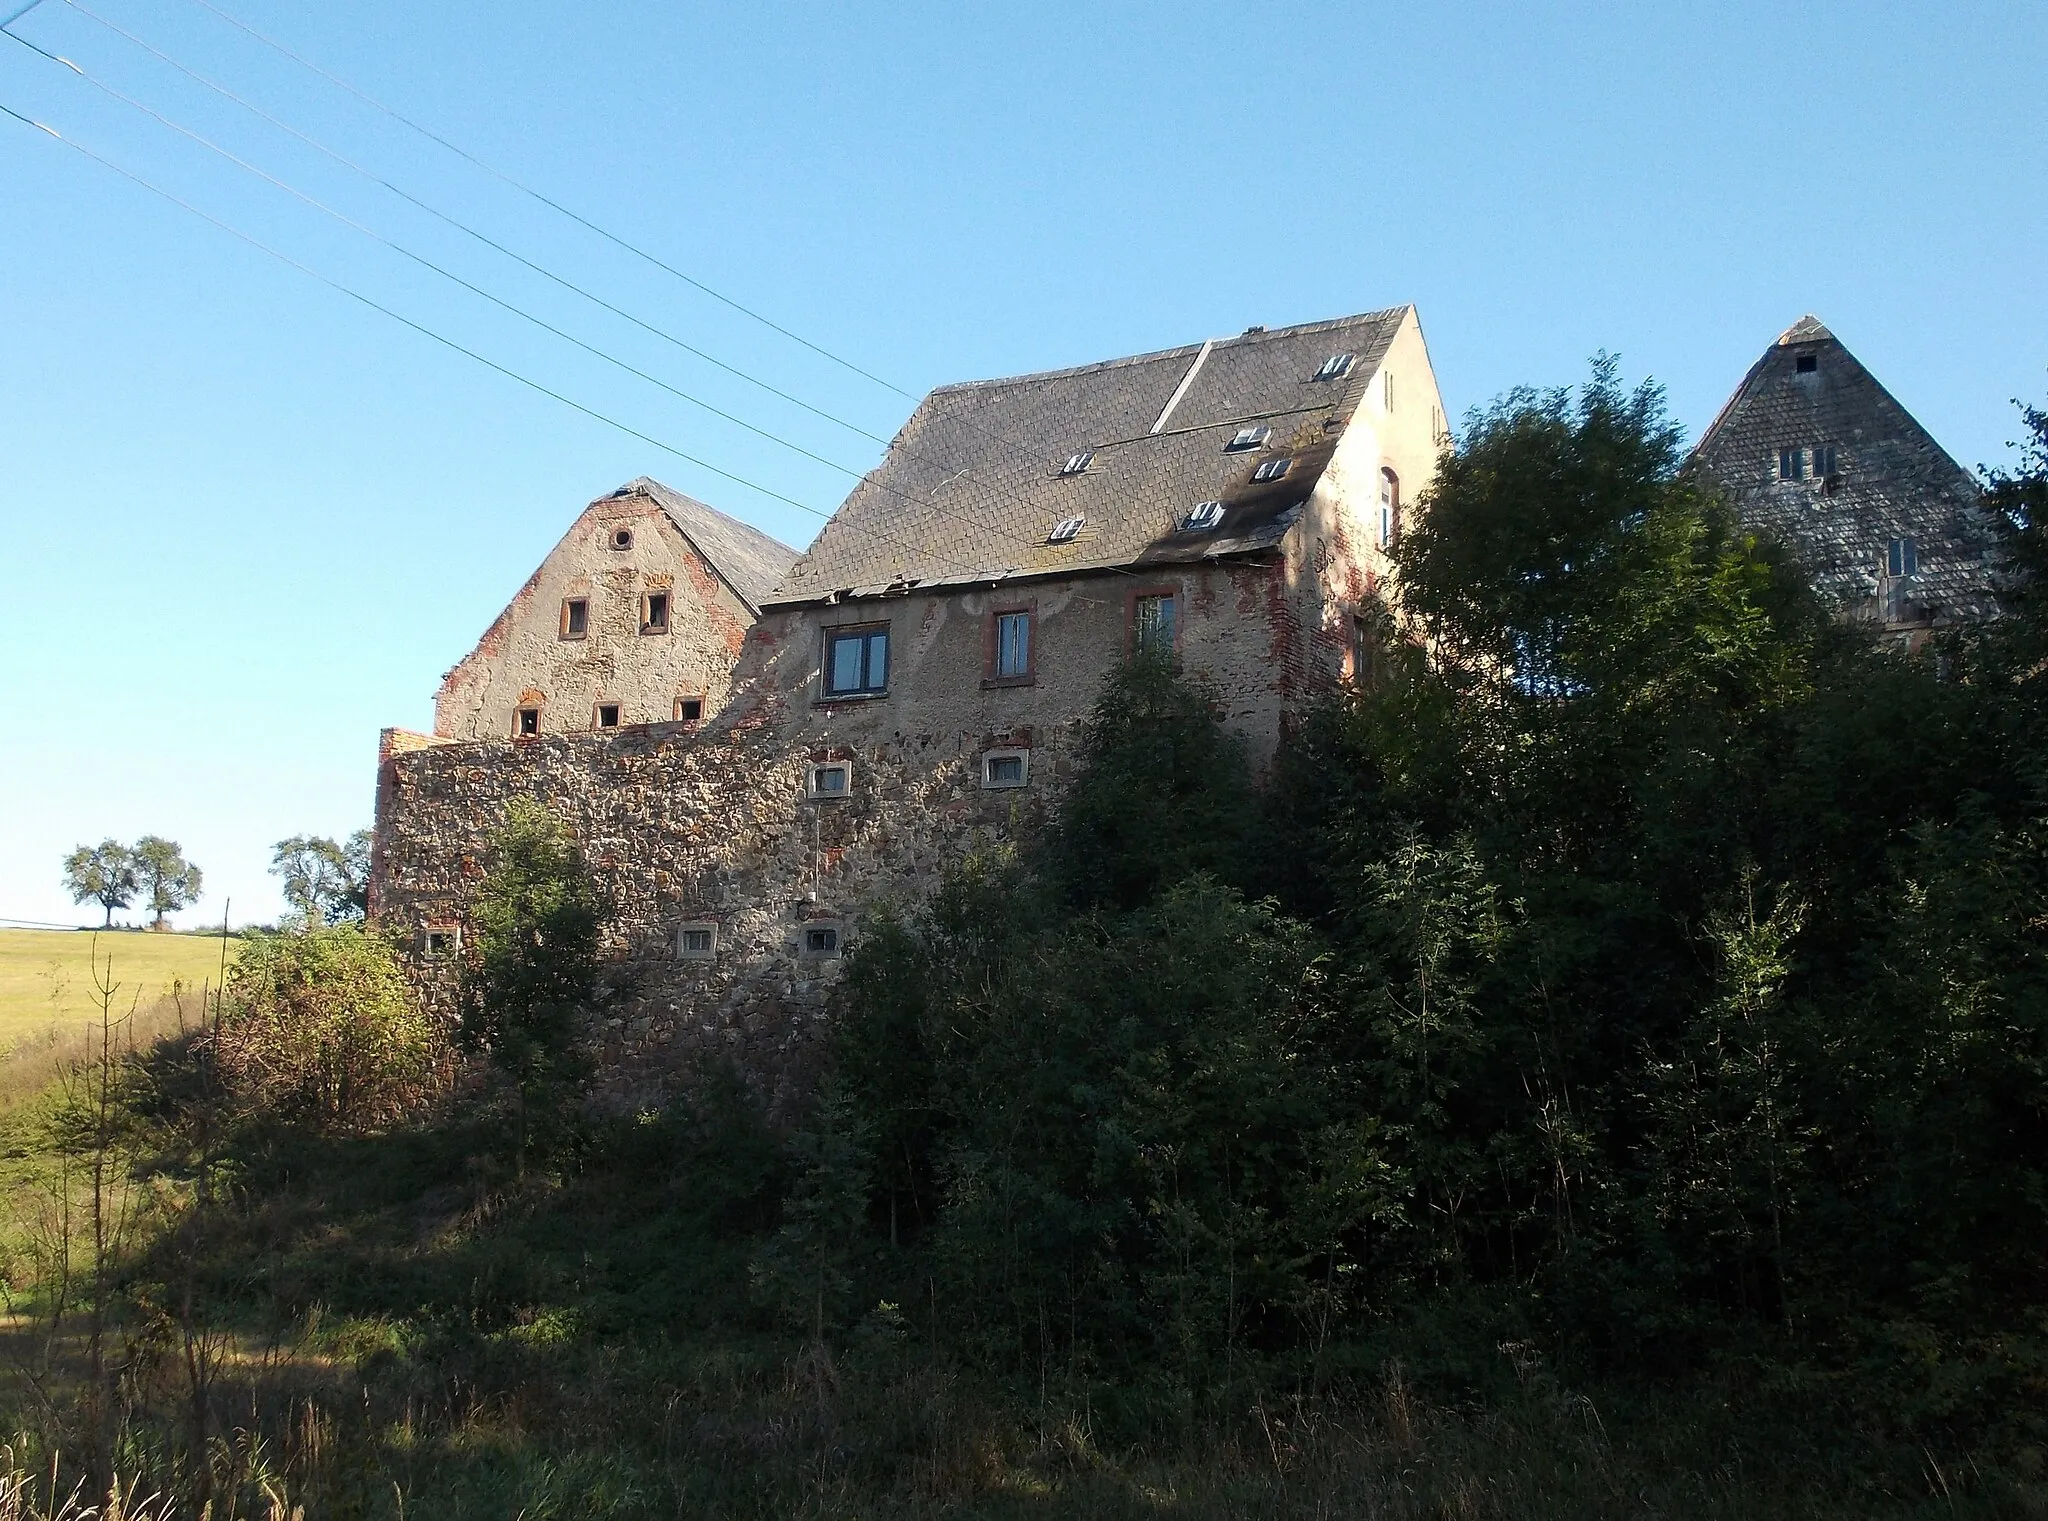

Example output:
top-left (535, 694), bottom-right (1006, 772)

top-left (1224, 425), bottom-right (1270, 452)
top-left (1314, 353), bottom-right (1354, 382)
top-left (1242, 324), bottom-right (1266, 335)
top-left (1796, 353), bottom-right (1818, 374)
top-left (1179, 501), bottom-right (1225, 533)
top-left (1047, 516), bottom-right (1085, 544)
top-left (1250, 457), bottom-right (1293, 483)
top-left (1058, 450), bottom-right (1094, 477)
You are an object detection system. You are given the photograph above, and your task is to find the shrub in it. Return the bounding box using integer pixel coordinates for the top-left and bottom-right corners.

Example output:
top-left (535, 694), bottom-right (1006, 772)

top-left (214, 923), bottom-right (439, 1131)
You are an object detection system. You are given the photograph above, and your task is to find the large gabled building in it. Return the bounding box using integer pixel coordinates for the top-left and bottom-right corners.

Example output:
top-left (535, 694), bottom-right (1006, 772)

top-left (1693, 316), bottom-right (1998, 638)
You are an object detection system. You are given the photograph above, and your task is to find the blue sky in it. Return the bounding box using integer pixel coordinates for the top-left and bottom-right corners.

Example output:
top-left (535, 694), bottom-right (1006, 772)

top-left (2, 0), bottom-right (2043, 927)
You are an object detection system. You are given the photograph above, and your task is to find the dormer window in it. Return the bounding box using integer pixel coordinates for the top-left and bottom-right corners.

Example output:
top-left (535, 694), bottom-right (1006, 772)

top-left (1225, 426), bottom-right (1269, 452)
top-left (1888, 538), bottom-right (1918, 578)
top-left (1813, 445), bottom-right (1838, 478)
top-left (1058, 451), bottom-right (1094, 476)
top-left (1250, 457), bottom-right (1292, 483)
top-left (1314, 353), bottom-right (1354, 382)
top-left (1047, 516), bottom-right (1085, 544)
top-left (1179, 501), bottom-right (1225, 533)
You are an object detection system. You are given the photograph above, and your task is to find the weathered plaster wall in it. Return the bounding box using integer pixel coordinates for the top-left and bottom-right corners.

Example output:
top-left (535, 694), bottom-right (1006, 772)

top-left (434, 489), bottom-right (761, 740)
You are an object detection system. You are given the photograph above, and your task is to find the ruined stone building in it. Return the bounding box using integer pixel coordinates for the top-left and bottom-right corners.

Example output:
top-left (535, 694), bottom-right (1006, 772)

top-left (1693, 316), bottom-right (1997, 640)
top-left (368, 307), bottom-right (1997, 1106)
top-left (371, 306), bottom-right (1446, 1104)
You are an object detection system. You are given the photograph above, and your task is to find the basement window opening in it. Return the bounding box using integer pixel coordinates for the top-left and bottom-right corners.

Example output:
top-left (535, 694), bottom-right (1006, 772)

top-left (982, 749), bottom-right (1029, 789)
top-left (676, 923), bottom-right (717, 959)
top-left (516, 706), bottom-right (541, 737)
top-left (423, 926), bottom-right (459, 957)
top-left (1314, 353), bottom-right (1354, 382)
top-left (808, 761), bottom-right (852, 798)
top-left (596, 703), bottom-right (621, 729)
top-left (642, 591), bottom-right (671, 634)
top-left (1058, 450), bottom-right (1094, 476)
top-left (824, 626), bottom-right (889, 696)
top-left (1047, 516), bottom-right (1085, 544)
top-left (560, 597), bottom-right (588, 638)
top-left (1251, 457), bottom-right (1293, 483)
top-left (802, 925), bottom-right (841, 957)
top-left (1180, 500), bottom-right (1225, 533)
top-left (675, 695), bottom-right (704, 723)
top-left (1225, 425), bottom-right (1269, 452)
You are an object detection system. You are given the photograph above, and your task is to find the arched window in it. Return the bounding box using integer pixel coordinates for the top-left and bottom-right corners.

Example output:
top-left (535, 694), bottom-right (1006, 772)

top-left (1378, 468), bottom-right (1401, 548)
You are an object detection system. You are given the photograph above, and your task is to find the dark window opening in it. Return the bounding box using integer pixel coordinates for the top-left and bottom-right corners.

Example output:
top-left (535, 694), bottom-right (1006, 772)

top-left (611, 527), bottom-right (634, 550)
top-left (1058, 450), bottom-right (1093, 476)
top-left (423, 929), bottom-right (455, 956)
top-left (642, 591), bottom-right (671, 633)
top-left (1352, 616), bottom-right (1380, 686)
top-left (825, 627), bottom-right (889, 696)
top-left (1135, 593), bottom-right (1177, 656)
top-left (516, 707), bottom-right (540, 737)
top-left (1888, 537), bottom-right (1918, 578)
top-left (561, 597), bottom-right (588, 638)
top-left (994, 610), bottom-right (1032, 680)
top-left (597, 703), bottom-right (621, 729)
top-left (1314, 352), bottom-right (1354, 382)
top-left (675, 695), bottom-right (704, 722)
top-left (1813, 444), bottom-right (1838, 477)
top-left (1778, 446), bottom-right (1804, 481)
top-left (803, 925), bottom-right (840, 956)
top-left (985, 753), bottom-right (1026, 786)
top-left (1251, 457), bottom-right (1293, 483)
top-left (1796, 353), bottom-right (1818, 373)
top-left (678, 925), bottom-right (715, 957)
top-left (810, 762), bottom-right (851, 797)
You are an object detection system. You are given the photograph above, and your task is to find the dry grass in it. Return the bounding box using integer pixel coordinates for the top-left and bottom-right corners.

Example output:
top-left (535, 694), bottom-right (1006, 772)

top-left (0, 931), bottom-right (235, 1065)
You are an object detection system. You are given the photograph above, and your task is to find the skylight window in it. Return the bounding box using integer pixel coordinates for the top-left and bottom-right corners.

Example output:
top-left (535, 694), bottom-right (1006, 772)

top-left (1250, 457), bottom-right (1292, 483)
top-left (1224, 425), bottom-right (1269, 452)
top-left (1047, 516), bottom-right (1085, 544)
top-left (1058, 450), bottom-right (1094, 476)
top-left (1314, 353), bottom-right (1354, 382)
top-left (1179, 501), bottom-right (1225, 533)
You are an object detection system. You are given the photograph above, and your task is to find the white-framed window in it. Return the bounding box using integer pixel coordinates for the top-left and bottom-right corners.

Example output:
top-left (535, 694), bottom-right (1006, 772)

top-left (824, 626), bottom-right (889, 696)
top-left (676, 922), bottom-right (718, 960)
top-left (1225, 425), bottom-right (1269, 452)
top-left (982, 748), bottom-right (1030, 789)
top-left (808, 760), bottom-right (853, 799)
top-left (1180, 500), bottom-right (1225, 533)
top-left (1251, 457), bottom-right (1292, 483)
top-left (1314, 352), bottom-right (1354, 382)
top-left (798, 922), bottom-right (844, 958)
top-left (1058, 450), bottom-right (1094, 476)
top-left (422, 925), bottom-right (460, 958)
top-left (1047, 516), bottom-right (1085, 544)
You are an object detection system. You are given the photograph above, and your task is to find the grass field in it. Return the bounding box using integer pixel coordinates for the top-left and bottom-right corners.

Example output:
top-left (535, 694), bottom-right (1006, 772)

top-left (0, 927), bottom-right (238, 1052)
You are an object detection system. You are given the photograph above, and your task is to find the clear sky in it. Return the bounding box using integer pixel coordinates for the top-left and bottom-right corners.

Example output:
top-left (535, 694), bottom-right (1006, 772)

top-left (1, 0), bottom-right (2042, 928)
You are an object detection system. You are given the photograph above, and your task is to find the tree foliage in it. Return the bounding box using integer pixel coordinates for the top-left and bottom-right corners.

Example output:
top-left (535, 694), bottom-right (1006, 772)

top-left (61, 841), bottom-right (138, 928)
top-left (131, 836), bottom-right (202, 931)
top-left (270, 830), bottom-right (371, 926)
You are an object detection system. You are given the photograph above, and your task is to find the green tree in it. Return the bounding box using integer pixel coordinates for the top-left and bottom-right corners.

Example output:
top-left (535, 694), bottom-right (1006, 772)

top-left (270, 834), bottom-right (352, 926)
top-left (458, 799), bottom-right (604, 1173)
top-left (131, 835), bottom-right (202, 931)
top-left (338, 828), bottom-right (374, 920)
top-left (62, 840), bottom-right (137, 928)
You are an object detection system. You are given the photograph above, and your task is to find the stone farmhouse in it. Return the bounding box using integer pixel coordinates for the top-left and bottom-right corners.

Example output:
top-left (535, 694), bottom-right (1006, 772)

top-left (368, 305), bottom-right (1996, 1108)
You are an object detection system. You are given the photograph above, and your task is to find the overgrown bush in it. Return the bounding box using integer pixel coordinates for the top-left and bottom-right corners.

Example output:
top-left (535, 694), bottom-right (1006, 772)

top-left (214, 923), bottom-right (439, 1131)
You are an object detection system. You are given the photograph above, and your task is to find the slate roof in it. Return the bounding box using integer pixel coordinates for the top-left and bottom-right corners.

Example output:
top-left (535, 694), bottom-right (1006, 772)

top-left (763, 309), bottom-right (1410, 606)
top-left (609, 477), bottom-right (800, 614)
top-left (1692, 318), bottom-right (1997, 624)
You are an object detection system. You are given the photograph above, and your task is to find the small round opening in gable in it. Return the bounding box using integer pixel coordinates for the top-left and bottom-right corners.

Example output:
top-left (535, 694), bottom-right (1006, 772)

top-left (611, 528), bottom-right (634, 550)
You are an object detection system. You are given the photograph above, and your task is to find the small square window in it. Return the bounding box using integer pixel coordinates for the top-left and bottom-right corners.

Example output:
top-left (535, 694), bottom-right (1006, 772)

top-left (1180, 501), bottom-right (1225, 533)
top-left (800, 924), bottom-right (842, 957)
top-left (1314, 353), bottom-right (1354, 382)
top-left (1778, 447), bottom-right (1804, 481)
top-left (422, 926), bottom-right (459, 957)
top-left (1251, 457), bottom-right (1292, 483)
top-left (596, 703), bottom-right (621, 729)
top-left (1225, 426), bottom-right (1269, 452)
top-left (982, 749), bottom-right (1029, 789)
top-left (1887, 537), bottom-right (1918, 578)
top-left (1796, 353), bottom-right (1818, 374)
top-left (675, 695), bottom-right (704, 723)
top-left (992, 610), bottom-right (1032, 680)
top-left (610, 527), bottom-right (634, 550)
top-left (642, 591), bottom-right (671, 634)
top-left (1134, 592), bottom-right (1177, 656)
top-left (1058, 450), bottom-right (1094, 476)
top-left (1047, 516), bottom-right (1085, 544)
top-left (561, 597), bottom-right (588, 638)
top-left (808, 761), bottom-right (852, 799)
top-left (516, 706), bottom-right (541, 737)
top-left (676, 922), bottom-right (717, 960)
top-left (824, 627), bottom-right (889, 696)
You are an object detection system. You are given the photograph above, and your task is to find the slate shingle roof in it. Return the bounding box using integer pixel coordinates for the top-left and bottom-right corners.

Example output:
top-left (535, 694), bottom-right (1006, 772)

top-left (1692, 318), bottom-right (1997, 624)
top-left (610, 477), bottom-right (800, 614)
top-left (763, 309), bottom-right (1410, 606)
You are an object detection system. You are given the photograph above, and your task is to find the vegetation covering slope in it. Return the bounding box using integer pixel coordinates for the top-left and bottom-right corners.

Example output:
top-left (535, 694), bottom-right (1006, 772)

top-left (0, 369), bottom-right (2042, 1518)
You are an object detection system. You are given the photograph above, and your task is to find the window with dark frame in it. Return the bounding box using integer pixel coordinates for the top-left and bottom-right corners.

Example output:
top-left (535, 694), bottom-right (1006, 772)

top-left (1888, 537), bottom-right (1918, 578)
top-left (596, 703), bottom-right (621, 729)
top-left (1134, 593), bottom-right (1177, 656)
top-left (1779, 446), bottom-right (1805, 481)
top-left (1225, 425), bottom-right (1269, 452)
top-left (1179, 501), bottom-right (1225, 533)
top-left (1058, 450), bottom-right (1093, 476)
top-left (674, 695), bottom-right (704, 723)
top-left (824, 626), bottom-right (889, 696)
top-left (802, 925), bottom-right (841, 956)
top-left (642, 591), bottom-right (671, 634)
top-left (677, 923), bottom-right (716, 959)
top-left (993, 610), bottom-right (1032, 680)
top-left (1314, 352), bottom-right (1354, 381)
top-left (516, 706), bottom-right (541, 737)
top-left (1813, 445), bottom-right (1838, 477)
top-left (561, 597), bottom-right (589, 638)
